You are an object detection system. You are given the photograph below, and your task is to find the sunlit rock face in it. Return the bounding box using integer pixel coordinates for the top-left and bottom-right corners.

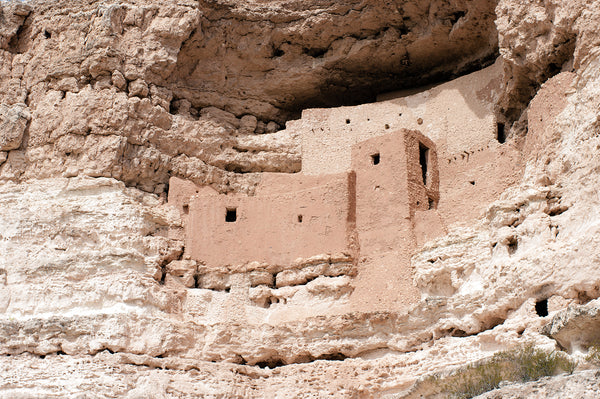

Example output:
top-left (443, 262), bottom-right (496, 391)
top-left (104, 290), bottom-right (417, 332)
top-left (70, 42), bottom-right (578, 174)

top-left (1, 0), bottom-right (600, 397)
top-left (0, 0), bottom-right (500, 195)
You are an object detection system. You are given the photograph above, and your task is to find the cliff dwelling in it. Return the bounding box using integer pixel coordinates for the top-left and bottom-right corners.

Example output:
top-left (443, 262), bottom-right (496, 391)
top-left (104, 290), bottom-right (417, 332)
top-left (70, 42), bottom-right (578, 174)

top-left (167, 61), bottom-right (523, 311)
top-left (5, 0), bottom-right (600, 395)
top-left (170, 129), bottom-right (439, 302)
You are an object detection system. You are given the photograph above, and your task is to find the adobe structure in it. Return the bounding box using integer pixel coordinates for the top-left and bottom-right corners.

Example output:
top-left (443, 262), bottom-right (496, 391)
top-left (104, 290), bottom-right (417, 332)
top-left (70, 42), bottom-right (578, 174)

top-left (169, 129), bottom-right (439, 307)
top-left (168, 62), bottom-right (522, 311)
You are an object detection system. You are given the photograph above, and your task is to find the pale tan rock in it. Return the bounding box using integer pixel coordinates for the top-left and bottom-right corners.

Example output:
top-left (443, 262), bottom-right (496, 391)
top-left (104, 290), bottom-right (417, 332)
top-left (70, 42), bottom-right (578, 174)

top-left (0, 2), bottom-right (31, 50)
top-left (239, 114), bottom-right (258, 134)
top-left (52, 77), bottom-right (79, 93)
top-left (542, 299), bottom-right (600, 352)
top-left (475, 370), bottom-right (600, 399)
top-left (248, 270), bottom-right (274, 287)
top-left (165, 260), bottom-right (197, 288)
top-left (128, 79), bottom-right (149, 98)
top-left (200, 107), bottom-right (240, 129)
top-left (0, 177), bottom-right (184, 317)
top-left (265, 121), bottom-right (280, 133)
top-left (1, 0), bottom-right (600, 397)
top-left (0, 103), bottom-right (30, 151)
top-left (111, 70), bottom-right (127, 90)
top-left (149, 84), bottom-right (173, 111)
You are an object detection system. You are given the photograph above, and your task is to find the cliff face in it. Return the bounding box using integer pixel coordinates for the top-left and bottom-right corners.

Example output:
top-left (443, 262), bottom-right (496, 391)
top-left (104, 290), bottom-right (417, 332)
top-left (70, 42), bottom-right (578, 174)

top-left (1, 0), bottom-right (600, 397)
top-left (0, 0), bottom-right (499, 195)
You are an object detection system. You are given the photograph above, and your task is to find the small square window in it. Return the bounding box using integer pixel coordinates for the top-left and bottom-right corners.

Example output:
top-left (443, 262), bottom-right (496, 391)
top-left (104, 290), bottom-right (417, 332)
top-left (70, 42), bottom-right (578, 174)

top-left (225, 207), bottom-right (237, 222)
top-left (371, 153), bottom-right (380, 165)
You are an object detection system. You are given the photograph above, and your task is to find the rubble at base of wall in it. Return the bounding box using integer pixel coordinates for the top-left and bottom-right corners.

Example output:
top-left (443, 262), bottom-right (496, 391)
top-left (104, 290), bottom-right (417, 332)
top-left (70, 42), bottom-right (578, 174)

top-left (162, 253), bottom-right (356, 307)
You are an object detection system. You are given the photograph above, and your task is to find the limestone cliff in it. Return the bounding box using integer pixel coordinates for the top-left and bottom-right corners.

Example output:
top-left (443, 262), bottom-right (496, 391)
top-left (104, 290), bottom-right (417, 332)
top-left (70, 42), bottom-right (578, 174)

top-left (1, 0), bottom-right (600, 397)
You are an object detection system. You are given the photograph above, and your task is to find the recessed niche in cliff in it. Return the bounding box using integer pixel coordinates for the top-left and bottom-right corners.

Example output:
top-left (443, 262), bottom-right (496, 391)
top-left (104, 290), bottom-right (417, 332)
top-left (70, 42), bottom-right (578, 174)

top-left (4, 7), bottom-right (32, 54)
top-left (169, 0), bottom-right (499, 122)
top-left (496, 3), bottom-right (577, 127)
top-left (252, 352), bottom-right (348, 368)
top-left (507, 236), bottom-right (518, 255)
top-left (536, 299), bottom-right (549, 317)
top-left (497, 122), bottom-right (506, 143)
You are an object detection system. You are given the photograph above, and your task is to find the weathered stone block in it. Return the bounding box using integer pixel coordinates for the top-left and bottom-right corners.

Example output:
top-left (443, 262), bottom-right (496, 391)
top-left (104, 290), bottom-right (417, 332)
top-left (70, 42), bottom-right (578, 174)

top-left (165, 260), bottom-right (197, 288)
top-left (240, 115), bottom-right (258, 134)
top-left (111, 70), bottom-right (127, 90)
top-left (128, 79), bottom-right (149, 98)
top-left (248, 270), bottom-right (274, 287)
top-left (0, 103), bottom-right (30, 151)
top-left (197, 272), bottom-right (229, 291)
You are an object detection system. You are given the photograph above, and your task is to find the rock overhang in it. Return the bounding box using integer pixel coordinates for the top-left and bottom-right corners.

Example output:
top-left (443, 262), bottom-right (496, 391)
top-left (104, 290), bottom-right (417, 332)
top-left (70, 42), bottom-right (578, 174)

top-left (170, 0), bottom-right (500, 121)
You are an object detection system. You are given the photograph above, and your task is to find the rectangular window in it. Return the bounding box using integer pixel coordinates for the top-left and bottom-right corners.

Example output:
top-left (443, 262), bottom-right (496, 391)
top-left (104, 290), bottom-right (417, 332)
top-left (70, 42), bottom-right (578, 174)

top-left (497, 122), bottom-right (506, 143)
top-left (371, 153), bottom-right (380, 165)
top-left (419, 143), bottom-right (429, 185)
top-left (225, 207), bottom-right (237, 222)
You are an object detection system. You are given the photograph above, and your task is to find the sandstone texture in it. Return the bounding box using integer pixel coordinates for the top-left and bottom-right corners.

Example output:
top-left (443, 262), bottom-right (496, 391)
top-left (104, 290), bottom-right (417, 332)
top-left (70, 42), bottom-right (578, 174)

top-left (2, 0), bottom-right (600, 397)
top-left (474, 370), bottom-right (600, 399)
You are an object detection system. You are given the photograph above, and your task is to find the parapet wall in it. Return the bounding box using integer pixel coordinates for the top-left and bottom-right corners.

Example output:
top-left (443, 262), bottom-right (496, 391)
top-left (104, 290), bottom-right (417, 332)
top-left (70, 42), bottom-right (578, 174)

top-left (187, 172), bottom-right (355, 269)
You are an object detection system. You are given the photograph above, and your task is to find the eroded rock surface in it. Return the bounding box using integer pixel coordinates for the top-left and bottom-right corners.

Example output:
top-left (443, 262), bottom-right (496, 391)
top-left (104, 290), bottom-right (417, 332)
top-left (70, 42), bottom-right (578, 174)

top-left (2, 0), bottom-right (600, 397)
top-left (0, 0), bottom-right (501, 195)
top-left (474, 370), bottom-right (600, 399)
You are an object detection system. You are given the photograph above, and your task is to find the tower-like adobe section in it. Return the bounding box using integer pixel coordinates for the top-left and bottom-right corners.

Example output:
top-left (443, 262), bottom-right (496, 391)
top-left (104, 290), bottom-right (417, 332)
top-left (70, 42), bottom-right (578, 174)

top-left (351, 130), bottom-right (439, 256)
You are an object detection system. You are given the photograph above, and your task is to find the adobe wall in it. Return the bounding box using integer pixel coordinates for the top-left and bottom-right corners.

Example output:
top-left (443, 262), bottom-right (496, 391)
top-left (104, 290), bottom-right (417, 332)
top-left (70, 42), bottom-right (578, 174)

top-left (293, 60), bottom-right (523, 227)
top-left (187, 172), bottom-right (354, 269)
top-left (349, 130), bottom-right (440, 310)
top-left (168, 129), bottom-right (443, 312)
top-left (350, 130), bottom-right (439, 253)
top-left (525, 72), bottom-right (575, 164)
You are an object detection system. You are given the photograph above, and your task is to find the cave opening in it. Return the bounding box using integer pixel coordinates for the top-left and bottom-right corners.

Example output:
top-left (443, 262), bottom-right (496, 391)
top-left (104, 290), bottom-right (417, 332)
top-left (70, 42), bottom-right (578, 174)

top-left (535, 298), bottom-right (549, 317)
top-left (497, 122), bottom-right (506, 143)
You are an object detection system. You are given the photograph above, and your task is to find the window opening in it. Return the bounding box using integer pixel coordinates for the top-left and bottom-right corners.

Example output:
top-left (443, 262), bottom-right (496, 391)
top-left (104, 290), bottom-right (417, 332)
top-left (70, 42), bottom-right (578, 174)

top-left (371, 153), bottom-right (380, 165)
top-left (507, 236), bottom-right (518, 254)
top-left (419, 143), bottom-right (429, 185)
top-left (297, 214), bottom-right (303, 223)
top-left (535, 298), bottom-right (548, 317)
top-left (497, 122), bottom-right (506, 143)
top-left (225, 207), bottom-right (237, 222)
top-left (428, 198), bottom-right (436, 210)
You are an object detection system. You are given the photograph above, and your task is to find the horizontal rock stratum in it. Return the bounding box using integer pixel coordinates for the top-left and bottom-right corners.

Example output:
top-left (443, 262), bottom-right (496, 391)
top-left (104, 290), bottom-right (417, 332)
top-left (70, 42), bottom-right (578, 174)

top-left (2, 0), bottom-right (600, 397)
